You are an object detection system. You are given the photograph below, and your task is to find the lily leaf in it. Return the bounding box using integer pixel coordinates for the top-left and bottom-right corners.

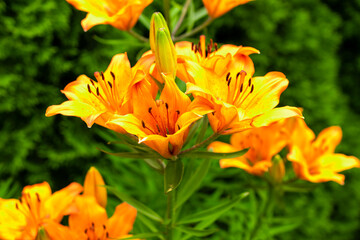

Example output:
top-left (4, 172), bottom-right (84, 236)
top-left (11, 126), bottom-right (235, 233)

top-left (175, 158), bottom-right (211, 208)
top-left (179, 148), bottom-right (249, 159)
top-left (177, 192), bottom-right (249, 225)
top-left (164, 160), bottom-right (184, 193)
top-left (107, 186), bottom-right (163, 223)
top-left (175, 226), bottom-right (218, 237)
top-left (99, 149), bottom-right (163, 160)
top-left (117, 232), bottom-right (164, 240)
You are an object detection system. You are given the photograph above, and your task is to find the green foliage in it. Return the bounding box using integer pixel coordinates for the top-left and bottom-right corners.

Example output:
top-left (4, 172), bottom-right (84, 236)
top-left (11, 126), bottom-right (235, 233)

top-left (1, 0), bottom-right (360, 239)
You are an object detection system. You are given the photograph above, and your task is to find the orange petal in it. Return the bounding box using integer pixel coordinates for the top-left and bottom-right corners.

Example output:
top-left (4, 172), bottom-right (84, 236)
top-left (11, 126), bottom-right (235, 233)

top-left (107, 202), bottom-right (137, 238)
top-left (83, 167), bottom-right (107, 208)
top-left (251, 106), bottom-right (303, 128)
top-left (44, 182), bottom-right (83, 222)
top-left (202, 0), bottom-right (252, 18)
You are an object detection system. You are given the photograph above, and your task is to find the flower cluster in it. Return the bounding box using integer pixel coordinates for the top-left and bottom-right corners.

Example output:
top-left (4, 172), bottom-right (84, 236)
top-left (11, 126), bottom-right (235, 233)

top-left (209, 117), bottom-right (360, 184)
top-left (0, 167), bottom-right (137, 240)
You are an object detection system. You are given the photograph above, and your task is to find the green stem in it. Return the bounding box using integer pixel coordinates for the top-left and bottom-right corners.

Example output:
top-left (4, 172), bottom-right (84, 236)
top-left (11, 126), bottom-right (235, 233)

top-left (127, 29), bottom-right (148, 43)
top-left (174, 17), bottom-right (214, 41)
top-left (178, 132), bottom-right (219, 156)
top-left (165, 189), bottom-right (176, 240)
top-left (249, 183), bottom-right (275, 240)
top-left (163, 0), bottom-right (171, 30)
top-left (171, 0), bottom-right (192, 39)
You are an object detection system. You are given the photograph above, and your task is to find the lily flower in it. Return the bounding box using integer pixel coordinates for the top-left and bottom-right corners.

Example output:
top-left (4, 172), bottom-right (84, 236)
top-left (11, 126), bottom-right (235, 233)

top-left (208, 120), bottom-right (289, 175)
top-left (83, 167), bottom-right (107, 208)
top-left (0, 182), bottom-right (82, 240)
top-left (107, 73), bottom-right (212, 159)
top-left (66, 0), bottom-right (153, 31)
top-left (177, 36), bottom-right (301, 134)
top-left (45, 53), bottom-right (152, 132)
top-left (287, 118), bottom-right (360, 185)
top-left (202, 0), bottom-right (252, 18)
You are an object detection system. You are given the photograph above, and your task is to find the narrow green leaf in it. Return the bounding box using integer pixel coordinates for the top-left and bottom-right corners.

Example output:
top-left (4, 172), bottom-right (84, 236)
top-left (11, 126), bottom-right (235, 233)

top-left (176, 226), bottom-right (218, 237)
top-left (99, 149), bottom-right (162, 160)
top-left (175, 158), bottom-right (211, 208)
top-left (179, 148), bottom-right (249, 159)
top-left (137, 214), bottom-right (160, 233)
top-left (177, 192), bottom-right (249, 225)
top-left (282, 183), bottom-right (316, 192)
top-left (117, 232), bottom-right (164, 240)
top-left (107, 186), bottom-right (163, 223)
top-left (138, 14), bottom-right (151, 30)
top-left (269, 222), bottom-right (302, 236)
top-left (164, 160), bottom-right (184, 193)
top-left (93, 35), bottom-right (146, 46)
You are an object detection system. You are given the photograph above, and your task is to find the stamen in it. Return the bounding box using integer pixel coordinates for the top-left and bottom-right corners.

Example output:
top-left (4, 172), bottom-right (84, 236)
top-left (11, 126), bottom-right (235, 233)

top-left (142, 121), bottom-right (146, 128)
top-left (176, 110), bottom-right (180, 115)
top-left (84, 229), bottom-right (88, 234)
top-left (214, 43), bottom-right (218, 51)
top-left (227, 78), bottom-right (232, 86)
top-left (191, 42), bottom-right (194, 51)
top-left (100, 71), bottom-right (105, 81)
top-left (16, 203), bottom-right (19, 210)
top-left (36, 193), bottom-right (40, 202)
top-left (107, 81), bottom-right (112, 88)
top-left (110, 71), bottom-right (115, 80)
top-left (148, 107), bottom-right (152, 114)
top-left (248, 78), bottom-right (252, 87)
top-left (226, 72), bottom-right (231, 81)
top-left (250, 85), bottom-right (254, 93)
top-left (177, 124), bottom-right (181, 130)
top-left (87, 84), bottom-right (91, 93)
top-left (165, 103), bottom-right (169, 109)
top-left (103, 225), bottom-right (106, 230)
top-left (240, 84), bottom-right (243, 93)
top-left (96, 87), bottom-right (100, 96)
top-left (156, 124), bottom-right (161, 132)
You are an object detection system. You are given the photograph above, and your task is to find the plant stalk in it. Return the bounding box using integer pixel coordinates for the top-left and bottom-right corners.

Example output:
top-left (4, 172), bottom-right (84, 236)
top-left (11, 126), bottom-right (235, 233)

top-left (163, 0), bottom-right (171, 30)
top-left (174, 17), bottom-right (213, 41)
top-left (171, 0), bottom-right (192, 39)
top-left (165, 189), bottom-right (176, 240)
top-left (127, 29), bottom-right (148, 42)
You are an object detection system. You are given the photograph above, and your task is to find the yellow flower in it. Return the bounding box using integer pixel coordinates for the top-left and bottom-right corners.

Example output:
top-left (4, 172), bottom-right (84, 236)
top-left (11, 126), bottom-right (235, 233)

top-left (208, 120), bottom-right (289, 175)
top-left (202, 0), bottom-right (252, 18)
top-left (287, 118), bottom-right (360, 185)
top-left (45, 53), bottom-right (154, 132)
top-left (177, 36), bottom-right (302, 134)
top-left (0, 182), bottom-right (82, 240)
top-left (107, 74), bottom-right (212, 159)
top-left (66, 0), bottom-right (153, 31)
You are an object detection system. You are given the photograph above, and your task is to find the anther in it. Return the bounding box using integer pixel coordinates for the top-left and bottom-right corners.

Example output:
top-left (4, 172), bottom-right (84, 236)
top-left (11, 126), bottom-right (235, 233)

top-left (103, 224), bottom-right (106, 229)
top-left (142, 121), bottom-right (146, 128)
top-left (100, 71), bottom-right (105, 80)
top-left (16, 203), bottom-right (19, 210)
top-left (106, 232), bottom-right (109, 238)
top-left (156, 124), bottom-right (161, 132)
top-left (90, 79), bottom-right (95, 86)
top-left (191, 42), bottom-right (194, 51)
top-left (165, 103), bottom-right (169, 109)
top-left (177, 124), bottom-right (181, 130)
top-left (84, 229), bottom-right (88, 234)
top-left (211, 112), bottom-right (215, 116)
top-left (87, 84), bottom-right (91, 93)
top-left (96, 87), bottom-right (100, 96)
top-left (107, 81), bottom-right (112, 88)
top-left (240, 83), bottom-right (243, 93)
top-left (227, 78), bottom-right (232, 86)
top-left (36, 192), bottom-right (40, 202)
top-left (236, 72), bottom-right (240, 80)
top-left (226, 72), bottom-right (231, 81)
top-left (248, 78), bottom-right (252, 87)
top-left (250, 85), bottom-right (254, 93)
top-left (176, 110), bottom-right (180, 115)
top-left (91, 222), bottom-right (95, 229)
top-left (214, 43), bottom-right (218, 51)
top-left (110, 71), bottom-right (115, 80)
top-left (148, 107), bottom-right (152, 114)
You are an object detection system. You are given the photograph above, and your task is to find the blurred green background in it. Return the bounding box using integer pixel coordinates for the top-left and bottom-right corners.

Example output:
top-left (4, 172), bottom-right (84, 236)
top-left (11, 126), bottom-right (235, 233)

top-left (1, 0), bottom-right (360, 239)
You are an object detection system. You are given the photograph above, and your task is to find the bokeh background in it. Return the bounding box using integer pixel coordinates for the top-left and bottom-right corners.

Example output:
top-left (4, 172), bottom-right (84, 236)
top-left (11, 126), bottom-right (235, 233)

top-left (1, 0), bottom-right (360, 239)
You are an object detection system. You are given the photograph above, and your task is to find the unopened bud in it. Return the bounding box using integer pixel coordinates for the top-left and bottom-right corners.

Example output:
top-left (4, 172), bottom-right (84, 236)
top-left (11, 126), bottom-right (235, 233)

top-left (149, 12), bottom-right (177, 79)
top-left (84, 167), bottom-right (107, 208)
top-left (269, 155), bottom-right (285, 184)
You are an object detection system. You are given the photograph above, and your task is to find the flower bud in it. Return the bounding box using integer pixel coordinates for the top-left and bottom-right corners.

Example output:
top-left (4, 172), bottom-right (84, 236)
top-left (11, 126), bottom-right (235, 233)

top-left (149, 12), bottom-right (177, 79)
top-left (36, 227), bottom-right (50, 240)
top-left (269, 155), bottom-right (285, 184)
top-left (83, 167), bottom-right (107, 208)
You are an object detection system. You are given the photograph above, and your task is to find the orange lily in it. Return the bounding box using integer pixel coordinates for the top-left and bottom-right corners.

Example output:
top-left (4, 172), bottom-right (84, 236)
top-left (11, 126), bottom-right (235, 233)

top-left (208, 120), bottom-right (290, 175)
top-left (66, 0), bottom-right (153, 31)
top-left (177, 36), bottom-right (302, 134)
top-left (287, 118), bottom-right (360, 185)
top-left (202, 0), bottom-right (252, 18)
top-left (45, 53), bottom-right (153, 132)
top-left (107, 74), bottom-right (212, 158)
top-left (0, 182), bottom-right (82, 240)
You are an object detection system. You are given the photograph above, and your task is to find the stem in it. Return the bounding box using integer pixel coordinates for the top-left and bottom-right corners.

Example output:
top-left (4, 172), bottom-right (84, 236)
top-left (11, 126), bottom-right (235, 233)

top-left (163, 0), bottom-right (171, 30)
top-left (171, 0), bottom-right (192, 39)
top-left (179, 132), bottom-right (219, 156)
top-left (248, 183), bottom-right (275, 240)
top-left (174, 17), bottom-right (214, 41)
top-left (127, 29), bottom-right (148, 43)
top-left (165, 189), bottom-right (176, 240)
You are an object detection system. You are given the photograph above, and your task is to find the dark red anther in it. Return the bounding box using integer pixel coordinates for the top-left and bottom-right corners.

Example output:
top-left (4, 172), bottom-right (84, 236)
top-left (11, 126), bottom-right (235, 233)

top-left (110, 71), bottom-right (115, 80)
